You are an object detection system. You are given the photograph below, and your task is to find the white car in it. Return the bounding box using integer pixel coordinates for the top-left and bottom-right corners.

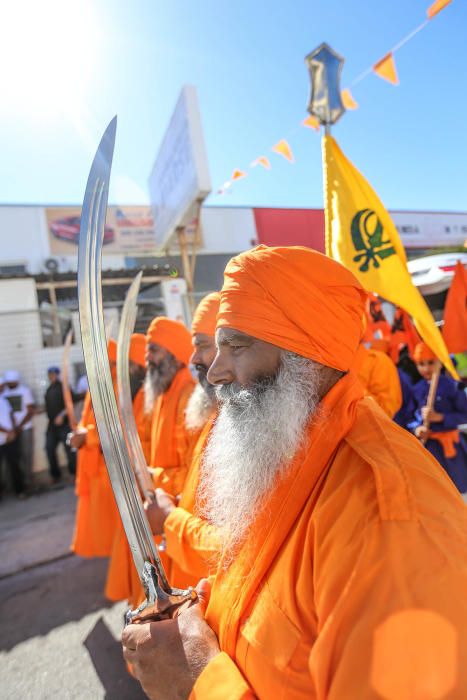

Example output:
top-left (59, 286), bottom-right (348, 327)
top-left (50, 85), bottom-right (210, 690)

top-left (408, 252), bottom-right (467, 296)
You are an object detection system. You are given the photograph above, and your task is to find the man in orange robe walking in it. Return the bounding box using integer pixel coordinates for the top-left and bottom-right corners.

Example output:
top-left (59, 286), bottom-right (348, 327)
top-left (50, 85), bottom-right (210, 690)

top-left (123, 246), bottom-right (467, 700)
top-left (145, 293), bottom-right (221, 586)
top-left (353, 340), bottom-right (402, 418)
top-left (71, 339), bottom-right (118, 557)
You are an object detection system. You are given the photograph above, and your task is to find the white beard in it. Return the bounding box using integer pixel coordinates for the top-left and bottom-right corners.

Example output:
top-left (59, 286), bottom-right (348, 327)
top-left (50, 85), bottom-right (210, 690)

top-left (185, 383), bottom-right (215, 432)
top-left (197, 351), bottom-right (322, 559)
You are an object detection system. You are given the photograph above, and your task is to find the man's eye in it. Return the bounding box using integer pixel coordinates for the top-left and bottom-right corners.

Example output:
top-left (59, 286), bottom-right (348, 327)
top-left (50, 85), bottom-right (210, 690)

top-left (230, 345), bottom-right (243, 350)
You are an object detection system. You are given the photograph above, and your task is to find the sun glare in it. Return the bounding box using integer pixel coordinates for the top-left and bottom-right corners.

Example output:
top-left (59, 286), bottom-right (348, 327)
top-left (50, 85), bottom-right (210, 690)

top-left (0, 0), bottom-right (99, 122)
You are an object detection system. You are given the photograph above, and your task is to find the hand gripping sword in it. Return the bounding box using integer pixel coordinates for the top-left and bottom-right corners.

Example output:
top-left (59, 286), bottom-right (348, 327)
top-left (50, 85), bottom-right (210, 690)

top-left (117, 272), bottom-right (154, 497)
top-left (77, 117), bottom-right (196, 623)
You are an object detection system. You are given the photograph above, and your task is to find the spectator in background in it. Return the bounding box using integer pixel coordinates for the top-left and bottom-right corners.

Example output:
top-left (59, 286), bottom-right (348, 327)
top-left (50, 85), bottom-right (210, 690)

top-left (75, 373), bottom-right (88, 400)
top-left (3, 370), bottom-right (35, 490)
top-left (409, 343), bottom-right (467, 497)
top-left (0, 391), bottom-right (25, 499)
top-left (44, 367), bottom-right (76, 483)
top-left (73, 373), bottom-right (89, 421)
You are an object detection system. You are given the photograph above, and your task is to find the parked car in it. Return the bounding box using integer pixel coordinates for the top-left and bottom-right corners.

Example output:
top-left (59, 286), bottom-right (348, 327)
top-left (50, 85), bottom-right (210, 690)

top-left (408, 252), bottom-right (467, 321)
top-left (408, 252), bottom-right (467, 296)
top-left (50, 216), bottom-right (115, 245)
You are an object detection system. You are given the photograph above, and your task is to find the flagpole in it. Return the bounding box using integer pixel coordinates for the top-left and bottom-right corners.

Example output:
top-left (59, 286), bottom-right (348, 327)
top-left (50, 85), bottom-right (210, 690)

top-left (305, 43), bottom-right (346, 256)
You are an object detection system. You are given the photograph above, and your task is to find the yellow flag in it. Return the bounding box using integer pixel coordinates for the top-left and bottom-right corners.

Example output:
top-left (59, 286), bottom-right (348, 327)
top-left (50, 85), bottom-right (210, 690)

top-left (322, 135), bottom-right (458, 378)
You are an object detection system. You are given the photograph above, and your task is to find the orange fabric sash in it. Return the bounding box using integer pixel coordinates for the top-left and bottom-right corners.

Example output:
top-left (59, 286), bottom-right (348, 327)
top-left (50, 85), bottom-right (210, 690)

top-left (150, 367), bottom-right (194, 468)
top-left (427, 429), bottom-right (460, 459)
top-left (179, 413), bottom-right (216, 513)
top-left (205, 372), bottom-right (364, 656)
top-left (132, 387), bottom-right (151, 462)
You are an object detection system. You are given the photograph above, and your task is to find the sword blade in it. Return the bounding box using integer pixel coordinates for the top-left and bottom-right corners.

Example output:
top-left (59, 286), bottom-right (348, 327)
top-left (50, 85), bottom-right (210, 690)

top-left (117, 272), bottom-right (154, 495)
top-left (77, 118), bottom-right (195, 620)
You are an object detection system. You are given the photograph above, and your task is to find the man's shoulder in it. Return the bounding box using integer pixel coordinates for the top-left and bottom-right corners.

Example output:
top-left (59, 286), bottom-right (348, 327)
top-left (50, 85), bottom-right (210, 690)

top-left (327, 397), bottom-right (464, 524)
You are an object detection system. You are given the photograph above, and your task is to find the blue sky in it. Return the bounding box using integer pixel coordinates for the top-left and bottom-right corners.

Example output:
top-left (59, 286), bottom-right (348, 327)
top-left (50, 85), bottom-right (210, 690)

top-left (0, 0), bottom-right (465, 211)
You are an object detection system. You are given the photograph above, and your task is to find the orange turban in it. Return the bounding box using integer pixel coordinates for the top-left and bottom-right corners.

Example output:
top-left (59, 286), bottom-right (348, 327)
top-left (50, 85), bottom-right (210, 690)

top-left (217, 245), bottom-right (367, 372)
top-left (107, 338), bottom-right (117, 362)
top-left (129, 333), bottom-right (146, 367)
top-left (413, 342), bottom-right (437, 362)
top-left (192, 292), bottom-right (221, 336)
top-left (146, 316), bottom-right (192, 365)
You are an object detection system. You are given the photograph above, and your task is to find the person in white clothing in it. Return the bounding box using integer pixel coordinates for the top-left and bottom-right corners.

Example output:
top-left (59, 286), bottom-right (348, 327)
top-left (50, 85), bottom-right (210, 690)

top-left (0, 394), bottom-right (25, 498)
top-left (3, 371), bottom-right (35, 489)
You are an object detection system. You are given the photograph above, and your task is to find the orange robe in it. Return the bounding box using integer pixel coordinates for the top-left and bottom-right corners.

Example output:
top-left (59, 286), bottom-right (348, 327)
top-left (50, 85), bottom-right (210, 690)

top-left (165, 414), bottom-right (221, 585)
top-left (105, 387), bottom-right (152, 601)
top-left (354, 343), bottom-right (402, 418)
top-left (150, 367), bottom-right (196, 494)
top-left (72, 381), bottom-right (120, 558)
top-left (129, 369), bottom-right (197, 607)
top-left (71, 392), bottom-right (101, 556)
top-left (191, 372), bottom-right (467, 699)
top-left (150, 370), bottom-right (201, 592)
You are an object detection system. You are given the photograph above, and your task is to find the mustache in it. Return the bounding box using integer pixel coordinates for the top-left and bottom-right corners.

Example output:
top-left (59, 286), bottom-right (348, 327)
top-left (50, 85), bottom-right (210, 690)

top-left (215, 374), bottom-right (276, 406)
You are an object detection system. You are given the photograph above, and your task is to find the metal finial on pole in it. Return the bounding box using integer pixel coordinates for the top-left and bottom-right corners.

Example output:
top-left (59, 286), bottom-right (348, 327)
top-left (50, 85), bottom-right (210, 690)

top-left (305, 43), bottom-right (346, 133)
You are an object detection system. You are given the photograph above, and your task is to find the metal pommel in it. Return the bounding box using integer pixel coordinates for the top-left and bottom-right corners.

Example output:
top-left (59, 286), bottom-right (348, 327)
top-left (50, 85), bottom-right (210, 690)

top-left (305, 42), bottom-right (345, 126)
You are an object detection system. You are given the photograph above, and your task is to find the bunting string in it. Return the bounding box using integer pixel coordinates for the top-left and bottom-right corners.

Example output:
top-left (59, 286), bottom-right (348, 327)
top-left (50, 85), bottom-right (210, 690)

top-left (215, 0), bottom-right (452, 197)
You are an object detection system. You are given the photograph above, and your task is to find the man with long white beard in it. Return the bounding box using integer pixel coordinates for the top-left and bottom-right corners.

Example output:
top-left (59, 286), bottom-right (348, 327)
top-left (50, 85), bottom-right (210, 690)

top-left (145, 293), bottom-right (221, 586)
top-left (123, 246), bottom-right (467, 700)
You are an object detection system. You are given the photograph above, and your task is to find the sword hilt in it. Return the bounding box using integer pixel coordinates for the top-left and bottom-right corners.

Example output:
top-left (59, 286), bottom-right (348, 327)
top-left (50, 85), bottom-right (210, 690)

top-left (125, 561), bottom-right (197, 624)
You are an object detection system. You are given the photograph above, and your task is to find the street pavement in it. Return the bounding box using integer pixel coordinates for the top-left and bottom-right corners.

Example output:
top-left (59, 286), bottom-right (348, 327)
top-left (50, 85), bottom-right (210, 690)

top-left (0, 484), bottom-right (146, 699)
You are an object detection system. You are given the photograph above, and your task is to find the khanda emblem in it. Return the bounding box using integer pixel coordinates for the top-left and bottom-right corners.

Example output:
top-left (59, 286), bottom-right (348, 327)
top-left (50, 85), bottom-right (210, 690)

top-left (351, 209), bottom-right (396, 272)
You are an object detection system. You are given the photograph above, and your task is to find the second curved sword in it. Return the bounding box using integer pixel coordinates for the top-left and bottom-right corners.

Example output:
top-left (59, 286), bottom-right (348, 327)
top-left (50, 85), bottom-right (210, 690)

top-left (117, 271), bottom-right (154, 496)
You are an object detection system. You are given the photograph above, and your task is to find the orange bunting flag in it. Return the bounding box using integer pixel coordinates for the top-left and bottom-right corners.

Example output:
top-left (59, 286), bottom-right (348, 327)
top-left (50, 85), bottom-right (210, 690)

top-left (341, 88), bottom-right (358, 110)
top-left (251, 156), bottom-right (271, 170)
top-left (272, 139), bottom-right (295, 163)
top-left (302, 115), bottom-right (320, 131)
top-left (231, 169), bottom-right (246, 181)
top-left (427, 0), bottom-right (452, 19)
top-left (373, 53), bottom-right (399, 85)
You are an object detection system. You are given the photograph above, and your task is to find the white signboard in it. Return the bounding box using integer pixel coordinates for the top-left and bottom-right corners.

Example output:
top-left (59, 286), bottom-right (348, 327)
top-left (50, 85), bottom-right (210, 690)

top-left (391, 210), bottom-right (467, 248)
top-left (160, 278), bottom-right (188, 323)
top-left (148, 85), bottom-right (211, 249)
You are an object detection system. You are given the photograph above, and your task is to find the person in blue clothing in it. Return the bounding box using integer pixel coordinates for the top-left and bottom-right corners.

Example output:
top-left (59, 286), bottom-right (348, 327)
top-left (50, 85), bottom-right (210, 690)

top-left (409, 342), bottom-right (467, 495)
top-left (394, 366), bottom-right (416, 429)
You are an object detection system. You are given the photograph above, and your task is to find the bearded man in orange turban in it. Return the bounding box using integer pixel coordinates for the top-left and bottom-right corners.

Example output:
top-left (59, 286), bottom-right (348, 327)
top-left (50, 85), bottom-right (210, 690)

top-left (145, 293), bottom-right (221, 586)
top-left (123, 246), bottom-right (467, 700)
top-left (144, 317), bottom-right (195, 497)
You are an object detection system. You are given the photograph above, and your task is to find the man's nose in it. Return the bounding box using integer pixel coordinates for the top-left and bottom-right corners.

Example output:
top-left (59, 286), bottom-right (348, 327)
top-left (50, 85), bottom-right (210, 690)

top-left (207, 352), bottom-right (234, 386)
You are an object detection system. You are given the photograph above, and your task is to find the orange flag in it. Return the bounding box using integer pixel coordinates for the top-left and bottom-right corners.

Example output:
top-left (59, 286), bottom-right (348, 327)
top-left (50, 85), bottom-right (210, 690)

top-left (272, 139), bottom-right (295, 163)
top-left (302, 115), bottom-right (320, 131)
top-left (341, 88), bottom-right (358, 110)
top-left (251, 156), bottom-right (271, 170)
top-left (231, 169), bottom-right (246, 181)
top-left (427, 0), bottom-right (452, 19)
top-left (373, 53), bottom-right (399, 85)
top-left (443, 261), bottom-right (467, 353)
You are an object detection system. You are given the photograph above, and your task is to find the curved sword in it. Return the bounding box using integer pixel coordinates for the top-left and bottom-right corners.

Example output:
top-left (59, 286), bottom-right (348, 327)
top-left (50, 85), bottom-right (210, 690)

top-left (117, 271), bottom-right (154, 495)
top-left (62, 329), bottom-right (78, 430)
top-left (77, 117), bottom-right (195, 622)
